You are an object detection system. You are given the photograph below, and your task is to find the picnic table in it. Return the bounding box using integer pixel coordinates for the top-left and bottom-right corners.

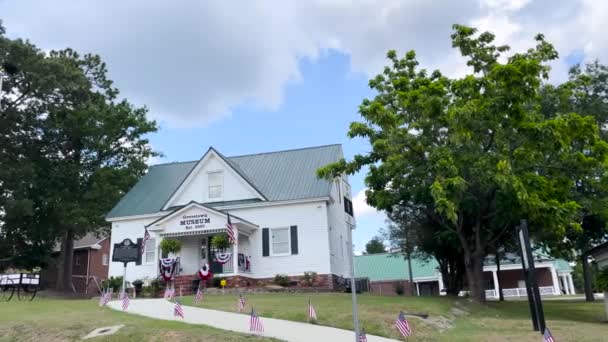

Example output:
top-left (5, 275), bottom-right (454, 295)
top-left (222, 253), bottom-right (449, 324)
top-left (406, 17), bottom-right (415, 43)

top-left (0, 273), bottom-right (40, 301)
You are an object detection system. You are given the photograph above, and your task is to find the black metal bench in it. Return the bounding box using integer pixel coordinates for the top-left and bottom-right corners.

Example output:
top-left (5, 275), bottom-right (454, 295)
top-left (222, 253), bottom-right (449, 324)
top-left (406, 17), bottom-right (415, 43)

top-left (0, 273), bottom-right (40, 302)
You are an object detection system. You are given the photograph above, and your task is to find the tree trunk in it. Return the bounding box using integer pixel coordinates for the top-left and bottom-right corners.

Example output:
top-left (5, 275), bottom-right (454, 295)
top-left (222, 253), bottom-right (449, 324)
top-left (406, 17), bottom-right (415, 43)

top-left (463, 251), bottom-right (486, 303)
top-left (495, 252), bottom-right (504, 301)
top-left (581, 253), bottom-right (595, 302)
top-left (55, 228), bottom-right (75, 292)
top-left (406, 251), bottom-right (415, 296)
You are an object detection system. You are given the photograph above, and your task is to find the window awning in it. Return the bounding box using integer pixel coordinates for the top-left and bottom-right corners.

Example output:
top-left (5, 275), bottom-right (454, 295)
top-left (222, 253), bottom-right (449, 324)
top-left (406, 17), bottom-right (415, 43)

top-left (160, 228), bottom-right (228, 238)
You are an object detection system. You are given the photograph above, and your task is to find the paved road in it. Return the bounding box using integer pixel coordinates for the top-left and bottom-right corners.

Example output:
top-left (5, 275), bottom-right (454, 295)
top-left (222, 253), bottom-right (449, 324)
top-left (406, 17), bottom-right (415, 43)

top-left (108, 298), bottom-right (399, 342)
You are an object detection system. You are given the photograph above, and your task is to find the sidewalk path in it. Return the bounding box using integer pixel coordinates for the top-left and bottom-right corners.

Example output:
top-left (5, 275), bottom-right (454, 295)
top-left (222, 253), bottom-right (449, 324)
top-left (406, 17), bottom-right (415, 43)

top-left (108, 298), bottom-right (399, 342)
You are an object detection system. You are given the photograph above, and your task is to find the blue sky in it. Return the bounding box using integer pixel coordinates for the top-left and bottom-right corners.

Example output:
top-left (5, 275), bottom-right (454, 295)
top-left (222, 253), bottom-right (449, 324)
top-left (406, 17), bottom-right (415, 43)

top-left (2, 0), bottom-right (605, 253)
top-left (149, 51), bottom-right (386, 253)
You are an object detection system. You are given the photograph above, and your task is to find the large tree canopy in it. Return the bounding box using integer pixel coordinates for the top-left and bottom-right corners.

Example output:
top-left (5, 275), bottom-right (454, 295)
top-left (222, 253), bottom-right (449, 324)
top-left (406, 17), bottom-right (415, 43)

top-left (0, 21), bottom-right (159, 289)
top-left (318, 25), bottom-right (608, 303)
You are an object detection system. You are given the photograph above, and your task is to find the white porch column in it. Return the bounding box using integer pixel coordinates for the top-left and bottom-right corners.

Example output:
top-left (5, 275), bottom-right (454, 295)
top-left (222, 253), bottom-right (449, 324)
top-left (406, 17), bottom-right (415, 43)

top-left (154, 235), bottom-right (162, 277)
top-left (560, 275), bottom-right (568, 295)
top-left (492, 270), bottom-right (500, 298)
top-left (549, 265), bottom-right (560, 295)
top-left (415, 282), bottom-right (420, 296)
top-left (437, 273), bottom-right (445, 296)
top-left (567, 274), bottom-right (576, 295)
top-left (232, 229), bottom-right (239, 275)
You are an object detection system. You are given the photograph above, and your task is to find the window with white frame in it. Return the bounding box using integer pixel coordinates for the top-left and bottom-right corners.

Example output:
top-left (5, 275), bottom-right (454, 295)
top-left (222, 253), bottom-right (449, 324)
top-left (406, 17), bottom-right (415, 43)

top-left (102, 253), bottom-right (109, 266)
top-left (271, 227), bottom-right (290, 256)
top-left (145, 238), bottom-right (155, 263)
top-left (208, 171), bottom-right (223, 199)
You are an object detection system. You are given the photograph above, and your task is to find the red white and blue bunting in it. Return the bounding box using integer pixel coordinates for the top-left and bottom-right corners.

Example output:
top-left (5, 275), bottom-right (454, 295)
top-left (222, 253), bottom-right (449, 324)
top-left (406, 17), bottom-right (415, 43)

top-left (214, 252), bottom-right (232, 264)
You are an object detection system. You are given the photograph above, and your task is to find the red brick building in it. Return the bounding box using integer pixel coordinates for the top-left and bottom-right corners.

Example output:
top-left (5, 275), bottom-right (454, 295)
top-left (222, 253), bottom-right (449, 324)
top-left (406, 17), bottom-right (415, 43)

top-left (43, 233), bottom-right (110, 294)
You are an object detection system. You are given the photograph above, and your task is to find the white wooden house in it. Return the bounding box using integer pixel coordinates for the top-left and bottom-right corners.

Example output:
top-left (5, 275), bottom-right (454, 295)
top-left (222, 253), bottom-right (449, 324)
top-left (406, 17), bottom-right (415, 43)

top-left (106, 145), bottom-right (355, 292)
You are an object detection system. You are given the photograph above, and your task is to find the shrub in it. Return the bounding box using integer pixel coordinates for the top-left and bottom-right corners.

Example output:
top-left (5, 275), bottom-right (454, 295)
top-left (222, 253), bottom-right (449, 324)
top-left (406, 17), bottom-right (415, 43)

top-left (274, 274), bottom-right (290, 287)
top-left (211, 234), bottom-right (231, 250)
top-left (302, 271), bottom-right (318, 287)
top-left (101, 276), bottom-right (125, 292)
top-left (160, 238), bottom-right (182, 255)
top-left (213, 277), bottom-right (226, 288)
top-left (394, 282), bottom-right (405, 295)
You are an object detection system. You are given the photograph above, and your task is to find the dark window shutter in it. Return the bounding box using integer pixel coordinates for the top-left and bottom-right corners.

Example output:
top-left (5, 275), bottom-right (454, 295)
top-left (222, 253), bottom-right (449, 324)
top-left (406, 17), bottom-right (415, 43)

top-left (262, 228), bottom-right (269, 257)
top-left (290, 225), bottom-right (298, 255)
top-left (136, 238), bottom-right (143, 265)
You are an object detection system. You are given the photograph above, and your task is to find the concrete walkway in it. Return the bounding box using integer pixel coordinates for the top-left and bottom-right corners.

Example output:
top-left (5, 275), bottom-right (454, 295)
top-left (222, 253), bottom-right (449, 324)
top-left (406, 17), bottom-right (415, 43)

top-left (108, 298), bottom-right (399, 342)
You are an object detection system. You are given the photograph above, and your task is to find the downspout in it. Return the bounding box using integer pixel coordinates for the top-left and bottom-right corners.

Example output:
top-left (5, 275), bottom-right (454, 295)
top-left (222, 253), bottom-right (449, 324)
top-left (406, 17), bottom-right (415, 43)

top-left (85, 249), bottom-right (91, 294)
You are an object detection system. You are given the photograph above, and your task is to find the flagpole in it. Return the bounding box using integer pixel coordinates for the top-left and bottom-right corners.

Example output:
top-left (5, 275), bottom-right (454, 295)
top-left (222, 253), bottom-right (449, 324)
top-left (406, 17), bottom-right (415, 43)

top-left (348, 225), bottom-right (360, 342)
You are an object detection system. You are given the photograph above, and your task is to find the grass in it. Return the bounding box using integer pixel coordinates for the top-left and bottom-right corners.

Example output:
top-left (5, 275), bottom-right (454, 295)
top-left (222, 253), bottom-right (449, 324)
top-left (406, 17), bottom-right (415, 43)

top-left (182, 292), bottom-right (608, 341)
top-left (0, 298), bottom-right (275, 342)
top-left (0, 293), bottom-right (605, 341)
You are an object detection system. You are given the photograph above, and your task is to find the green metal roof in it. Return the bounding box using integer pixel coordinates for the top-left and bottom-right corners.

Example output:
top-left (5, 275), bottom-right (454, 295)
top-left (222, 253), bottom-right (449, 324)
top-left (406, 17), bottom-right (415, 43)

top-left (107, 144), bottom-right (342, 219)
top-left (555, 259), bottom-right (572, 272)
top-left (354, 253), bottom-right (439, 281)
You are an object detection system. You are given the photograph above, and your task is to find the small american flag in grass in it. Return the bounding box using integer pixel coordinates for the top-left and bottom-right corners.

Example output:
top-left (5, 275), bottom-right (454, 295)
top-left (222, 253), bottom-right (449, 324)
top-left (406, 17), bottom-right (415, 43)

top-left (543, 328), bottom-right (556, 342)
top-left (395, 311), bottom-right (412, 338)
top-left (174, 289), bottom-right (184, 318)
top-left (308, 299), bottom-right (317, 321)
top-left (249, 308), bottom-right (264, 333)
top-left (358, 329), bottom-right (368, 342)
top-left (121, 291), bottom-right (130, 311)
top-left (99, 288), bottom-right (112, 306)
top-left (238, 293), bottom-right (246, 312)
top-left (195, 287), bottom-right (203, 304)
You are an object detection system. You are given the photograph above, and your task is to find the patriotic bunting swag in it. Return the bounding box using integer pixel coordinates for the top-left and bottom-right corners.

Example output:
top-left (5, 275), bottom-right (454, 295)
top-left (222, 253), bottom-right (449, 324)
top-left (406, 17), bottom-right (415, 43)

top-left (198, 263), bottom-right (213, 281)
top-left (214, 252), bottom-right (232, 264)
top-left (159, 258), bottom-right (178, 282)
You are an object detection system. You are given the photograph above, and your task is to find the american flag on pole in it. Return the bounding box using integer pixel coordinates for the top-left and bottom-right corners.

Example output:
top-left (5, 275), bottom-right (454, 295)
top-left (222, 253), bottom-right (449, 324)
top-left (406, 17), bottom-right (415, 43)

top-left (226, 213), bottom-right (236, 245)
top-left (543, 328), bottom-right (556, 342)
top-left (249, 308), bottom-right (264, 333)
top-left (173, 288), bottom-right (184, 318)
top-left (195, 287), bottom-right (204, 304)
top-left (395, 311), bottom-right (412, 338)
top-left (308, 299), bottom-right (317, 321)
top-left (238, 293), bottom-right (246, 312)
top-left (141, 227), bottom-right (151, 255)
top-left (121, 291), bottom-right (130, 311)
top-left (358, 329), bottom-right (368, 342)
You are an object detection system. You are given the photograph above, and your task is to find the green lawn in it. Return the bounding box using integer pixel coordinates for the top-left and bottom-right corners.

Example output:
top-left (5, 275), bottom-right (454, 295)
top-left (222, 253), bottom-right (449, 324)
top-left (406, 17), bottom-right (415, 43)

top-left (0, 294), bottom-right (605, 341)
top-left (0, 298), bottom-right (274, 342)
top-left (183, 292), bottom-right (607, 342)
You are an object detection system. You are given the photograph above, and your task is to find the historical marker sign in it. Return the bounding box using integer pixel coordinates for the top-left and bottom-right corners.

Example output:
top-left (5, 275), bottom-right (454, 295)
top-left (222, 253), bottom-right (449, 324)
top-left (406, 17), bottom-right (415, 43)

top-left (112, 238), bottom-right (139, 264)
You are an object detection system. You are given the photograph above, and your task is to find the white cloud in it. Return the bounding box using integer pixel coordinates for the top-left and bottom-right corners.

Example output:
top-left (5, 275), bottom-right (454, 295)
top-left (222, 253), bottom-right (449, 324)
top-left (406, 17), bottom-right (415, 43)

top-left (352, 188), bottom-right (380, 218)
top-left (1, 0), bottom-right (607, 126)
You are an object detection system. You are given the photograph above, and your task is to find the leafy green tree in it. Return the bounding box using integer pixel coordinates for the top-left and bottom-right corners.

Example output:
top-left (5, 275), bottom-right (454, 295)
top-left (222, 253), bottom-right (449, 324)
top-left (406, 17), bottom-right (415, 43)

top-left (364, 236), bottom-right (386, 254)
top-left (540, 61), bottom-right (608, 301)
top-left (318, 25), bottom-right (608, 303)
top-left (0, 22), bottom-right (160, 289)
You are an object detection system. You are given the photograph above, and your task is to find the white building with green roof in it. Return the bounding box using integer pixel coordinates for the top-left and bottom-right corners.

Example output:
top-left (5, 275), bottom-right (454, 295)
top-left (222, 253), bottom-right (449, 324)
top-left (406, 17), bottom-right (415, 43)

top-left (355, 252), bottom-right (575, 298)
top-left (106, 145), bottom-right (355, 292)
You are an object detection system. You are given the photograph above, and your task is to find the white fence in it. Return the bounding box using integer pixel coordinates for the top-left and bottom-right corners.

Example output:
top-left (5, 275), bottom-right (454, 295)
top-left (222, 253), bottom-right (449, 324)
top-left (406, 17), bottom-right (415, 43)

top-left (485, 286), bottom-right (555, 298)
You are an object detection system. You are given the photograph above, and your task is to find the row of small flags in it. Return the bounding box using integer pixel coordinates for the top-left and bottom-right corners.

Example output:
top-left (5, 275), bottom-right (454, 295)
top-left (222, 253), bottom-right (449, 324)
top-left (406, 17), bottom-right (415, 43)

top-left (100, 288), bottom-right (556, 341)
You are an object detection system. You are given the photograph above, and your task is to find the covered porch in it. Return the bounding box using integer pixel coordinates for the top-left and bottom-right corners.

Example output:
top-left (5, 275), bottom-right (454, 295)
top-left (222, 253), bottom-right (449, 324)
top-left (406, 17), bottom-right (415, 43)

top-left (146, 201), bottom-right (258, 280)
top-left (483, 263), bottom-right (574, 299)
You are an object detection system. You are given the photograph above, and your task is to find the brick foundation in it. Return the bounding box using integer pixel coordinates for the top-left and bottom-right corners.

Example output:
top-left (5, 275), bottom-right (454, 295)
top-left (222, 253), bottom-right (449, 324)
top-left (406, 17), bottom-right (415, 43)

top-left (163, 273), bottom-right (341, 296)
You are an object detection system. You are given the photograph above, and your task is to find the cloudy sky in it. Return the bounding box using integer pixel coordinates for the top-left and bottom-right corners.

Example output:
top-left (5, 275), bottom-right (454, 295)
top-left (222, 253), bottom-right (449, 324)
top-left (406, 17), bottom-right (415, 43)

top-left (1, 0), bottom-right (606, 252)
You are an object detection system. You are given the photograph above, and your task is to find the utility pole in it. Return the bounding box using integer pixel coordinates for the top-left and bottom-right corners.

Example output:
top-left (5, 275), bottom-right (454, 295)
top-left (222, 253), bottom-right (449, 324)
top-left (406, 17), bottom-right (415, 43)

top-left (348, 225), bottom-right (360, 342)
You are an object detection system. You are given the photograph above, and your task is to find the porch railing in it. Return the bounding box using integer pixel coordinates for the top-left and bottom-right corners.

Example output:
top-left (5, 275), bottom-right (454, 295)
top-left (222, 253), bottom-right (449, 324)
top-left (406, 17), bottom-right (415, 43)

top-left (486, 286), bottom-right (555, 298)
